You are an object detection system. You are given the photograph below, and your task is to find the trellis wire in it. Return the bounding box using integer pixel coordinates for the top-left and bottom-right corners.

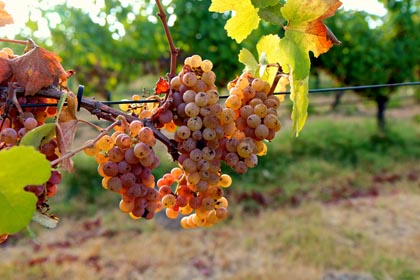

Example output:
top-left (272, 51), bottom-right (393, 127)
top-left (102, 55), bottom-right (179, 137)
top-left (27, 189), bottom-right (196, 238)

top-left (3, 81), bottom-right (420, 109)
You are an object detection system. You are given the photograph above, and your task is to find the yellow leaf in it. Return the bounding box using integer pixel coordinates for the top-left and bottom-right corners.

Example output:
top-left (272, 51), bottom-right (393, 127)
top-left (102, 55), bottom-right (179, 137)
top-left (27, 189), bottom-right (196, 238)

top-left (256, 34), bottom-right (282, 89)
top-left (209, 0), bottom-right (260, 43)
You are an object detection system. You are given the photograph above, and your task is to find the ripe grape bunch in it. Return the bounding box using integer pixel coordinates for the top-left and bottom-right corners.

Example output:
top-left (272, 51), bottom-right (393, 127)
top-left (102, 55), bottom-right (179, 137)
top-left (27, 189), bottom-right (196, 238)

top-left (84, 120), bottom-right (163, 220)
top-left (101, 54), bottom-right (284, 228)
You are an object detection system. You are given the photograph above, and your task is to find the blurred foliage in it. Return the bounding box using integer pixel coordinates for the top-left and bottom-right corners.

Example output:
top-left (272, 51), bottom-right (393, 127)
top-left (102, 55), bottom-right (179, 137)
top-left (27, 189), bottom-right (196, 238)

top-left (314, 0), bottom-right (420, 129)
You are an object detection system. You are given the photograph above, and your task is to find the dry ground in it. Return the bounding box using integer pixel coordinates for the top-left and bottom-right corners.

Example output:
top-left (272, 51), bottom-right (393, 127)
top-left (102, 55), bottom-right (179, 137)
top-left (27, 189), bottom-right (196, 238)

top-left (1, 186), bottom-right (419, 280)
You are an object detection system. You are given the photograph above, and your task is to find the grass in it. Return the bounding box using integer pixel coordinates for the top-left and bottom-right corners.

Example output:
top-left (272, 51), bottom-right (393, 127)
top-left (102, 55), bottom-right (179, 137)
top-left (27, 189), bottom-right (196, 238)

top-left (1, 109), bottom-right (420, 279)
top-left (227, 117), bottom-right (420, 194)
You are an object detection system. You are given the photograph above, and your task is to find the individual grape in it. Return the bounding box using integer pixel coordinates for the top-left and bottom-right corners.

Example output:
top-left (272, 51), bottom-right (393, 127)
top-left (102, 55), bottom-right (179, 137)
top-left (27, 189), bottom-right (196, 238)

top-left (119, 199), bottom-right (135, 213)
top-left (254, 124), bottom-right (269, 140)
top-left (249, 98), bottom-right (264, 108)
top-left (166, 207), bottom-right (179, 219)
top-left (251, 78), bottom-right (265, 91)
top-left (102, 161), bottom-right (119, 177)
top-left (97, 135), bottom-right (114, 151)
top-left (200, 59), bottom-right (213, 72)
top-left (133, 142), bottom-right (151, 159)
top-left (184, 102), bottom-right (200, 117)
top-left (206, 89), bottom-right (219, 105)
top-left (115, 133), bottom-right (132, 149)
top-left (176, 125), bottom-right (191, 140)
top-left (23, 117), bottom-right (38, 131)
top-left (201, 71), bottom-right (216, 85)
top-left (162, 194), bottom-right (176, 208)
top-left (175, 195), bottom-right (188, 208)
top-left (189, 148), bottom-right (203, 162)
top-left (193, 80), bottom-right (207, 93)
top-left (0, 128), bottom-right (17, 145)
top-left (244, 153), bottom-right (258, 168)
top-left (194, 91), bottom-right (209, 107)
top-left (171, 167), bottom-right (183, 181)
top-left (183, 90), bottom-right (196, 103)
top-left (182, 158), bottom-right (198, 173)
top-left (189, 54), bottom-right (202, 68)
top-left (101, 147), bottom-right (120, 163)
top-left (219, 174), bottom-right (232, 188)
top-left (253, 103), bottom-right (268, 118)
top-left (219, 108), bottom-right (235, 125)
top-left (224, 152), bottom-right (239, 167)
top-left (202, 127), bottom-right (216, 141)
top-left (236, 76), bottom-right (250, 90)
top-left (187, 116), bottom-right (203, 132)
top-left (202, 115), bottom-right (218, 129)
top-left (265, 95), bottom-right (281, 109)
top-left (138, 127), bottom-right (155, 145)
top-left (118, 160), bottom-right (132, 174)
top-left (120, 173), bottom-right (136, 188)
top-left (215, 207), bottom-right (228, 220)
top-left (171, 76), bottom-right (182, 90)
top-left (225, 95), bottom-right (242, 110)
top-left (191, 130), bottom-right (202, 141)
top-left (182, 72), bottom-right (198, 87)
top-left (237, 140), bottom-right (254, 158)
top-left (202, 147), bottom-right (216, 161)
top-left (263, 114), bottom-right (280, 130)
top-left (158, 109), bottom-right (173, 124)
top-left (246, 114), bottom-right (261, 128)
top-left (107, 177), bottom-right (123, 193)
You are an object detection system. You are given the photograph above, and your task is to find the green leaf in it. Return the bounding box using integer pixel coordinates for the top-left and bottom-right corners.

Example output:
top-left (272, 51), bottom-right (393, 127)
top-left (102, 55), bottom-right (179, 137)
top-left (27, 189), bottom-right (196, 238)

top-left (251, 0), bottom-right (281, 8)
top-left (209, 0), bottom-right (260, 43)
top-left (258, 3), bottom-right (285, 25)
top-left (290, 76), bottom-right (309, 137)
top-left (0, 146), bottom-right (51, 234)
top-left (238, 48), bottom-right (259, 74)
top-left (19, 123), bottom-right (56, 148)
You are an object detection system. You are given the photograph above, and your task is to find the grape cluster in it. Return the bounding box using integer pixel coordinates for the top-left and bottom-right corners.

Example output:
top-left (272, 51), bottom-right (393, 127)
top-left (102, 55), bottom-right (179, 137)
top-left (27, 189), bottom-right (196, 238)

top-left (221, 71), bottom-right (282, 174)
top-left (107, 55), bottom-right (284, 228)
top-left (84, 120), bottom-right (162, 220)
top-left (0, 92), bottom-right (62, 210)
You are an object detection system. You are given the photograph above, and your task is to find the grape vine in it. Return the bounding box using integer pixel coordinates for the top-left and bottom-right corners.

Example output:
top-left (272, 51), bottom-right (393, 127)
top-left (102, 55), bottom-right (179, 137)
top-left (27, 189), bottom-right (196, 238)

top-left (0, 0), bottom-right (341, 239)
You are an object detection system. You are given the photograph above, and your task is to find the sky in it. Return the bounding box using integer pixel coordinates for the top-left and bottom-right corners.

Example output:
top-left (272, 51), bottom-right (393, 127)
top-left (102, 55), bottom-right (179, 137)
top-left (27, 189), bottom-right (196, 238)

top-left (0, 0), bottom-right (388, 39)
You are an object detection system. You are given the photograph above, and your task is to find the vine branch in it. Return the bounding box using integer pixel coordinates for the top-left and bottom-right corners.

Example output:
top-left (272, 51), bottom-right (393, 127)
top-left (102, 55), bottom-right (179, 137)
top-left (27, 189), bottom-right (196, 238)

top-left (155, 0), bottom-right (179, 79)
top-left (34, 87), bottom-right (180, 161)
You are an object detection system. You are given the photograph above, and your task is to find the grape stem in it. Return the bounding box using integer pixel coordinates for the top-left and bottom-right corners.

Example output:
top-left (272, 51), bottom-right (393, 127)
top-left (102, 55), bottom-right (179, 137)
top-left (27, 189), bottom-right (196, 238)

top-left (50, 119), bottom-right (121, 167)
top-left (155, 0), bottom-right (179, 79)
top-left (267, 63), bottom-right (286, 95)
top-left (35, 87), bottom-right (180, 161)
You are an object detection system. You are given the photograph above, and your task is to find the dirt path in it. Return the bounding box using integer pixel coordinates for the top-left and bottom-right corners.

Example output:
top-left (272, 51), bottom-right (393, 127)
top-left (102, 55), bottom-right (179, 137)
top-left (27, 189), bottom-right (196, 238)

top-left (1, 190), bottom-right (419, 280)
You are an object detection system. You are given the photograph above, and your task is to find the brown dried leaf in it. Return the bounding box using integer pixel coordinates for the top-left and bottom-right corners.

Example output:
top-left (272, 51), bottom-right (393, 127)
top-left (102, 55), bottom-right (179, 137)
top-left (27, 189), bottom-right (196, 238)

top-left (56, 91), bottom-right (78, 172)
top-left (0, 57), bottom-right (12, 85)
top-left (9, 46), bottom-right (69, 96)
top-left (0, 1), bottom-right (13, 27)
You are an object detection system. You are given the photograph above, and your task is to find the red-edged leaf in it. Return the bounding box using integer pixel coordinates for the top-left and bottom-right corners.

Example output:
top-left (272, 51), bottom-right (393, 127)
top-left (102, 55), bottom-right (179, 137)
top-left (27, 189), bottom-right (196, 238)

top-left (9, 46), bottom-right (69, 96)
top-left (0, 57), bottom-right (12, 85)
top-left (155, 77), bottom-right (170, 94)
